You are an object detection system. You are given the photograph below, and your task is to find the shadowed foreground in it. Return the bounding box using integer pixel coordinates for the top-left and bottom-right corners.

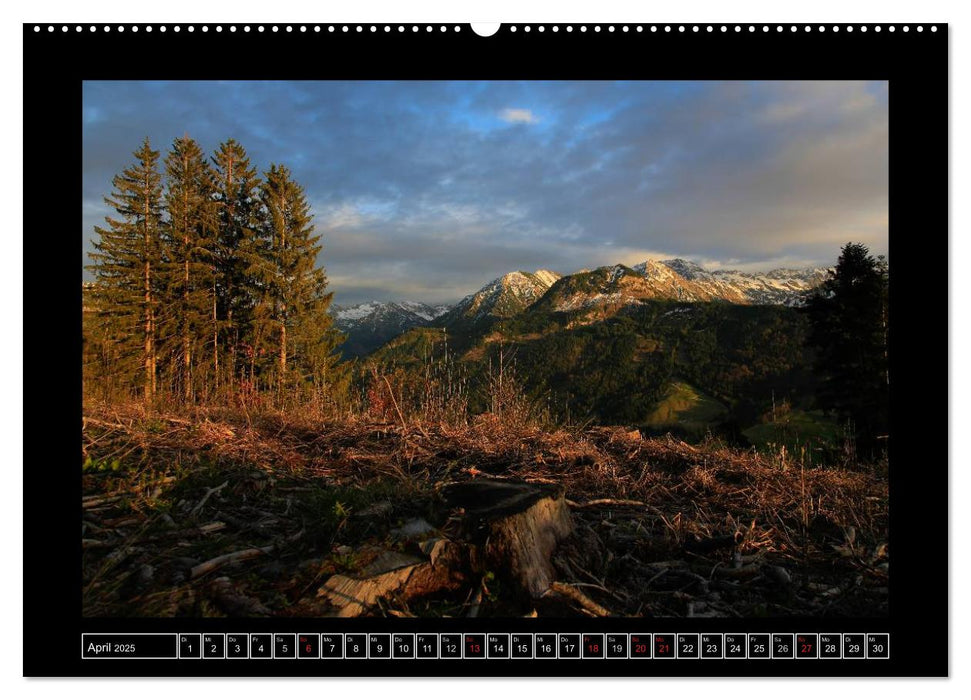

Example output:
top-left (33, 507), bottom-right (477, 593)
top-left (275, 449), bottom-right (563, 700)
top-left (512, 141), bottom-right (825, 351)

top-left (82, 405), bottom-right (888, 618)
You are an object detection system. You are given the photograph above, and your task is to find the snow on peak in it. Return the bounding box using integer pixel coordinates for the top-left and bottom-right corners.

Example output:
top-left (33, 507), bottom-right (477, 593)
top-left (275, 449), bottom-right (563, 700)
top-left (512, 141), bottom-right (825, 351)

top-left (633, 260), bottom-right (677, 281)
top-left (660, 258), bottom-right (709, 280)
top-left (448, 268), bottom-right (563, 321)
top-left (628, 259), bottom-right (826, 305)
top-left (334, 301), bottom-right (381, 321)
top-left (532, 269), bottom-right (561, 287)
top-left (333, 300), bottom-right (452, 326)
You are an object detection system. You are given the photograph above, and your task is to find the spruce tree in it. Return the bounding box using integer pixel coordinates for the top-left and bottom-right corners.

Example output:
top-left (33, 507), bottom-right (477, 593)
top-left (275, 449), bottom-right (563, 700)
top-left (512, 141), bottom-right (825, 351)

top-left (804, 243), bottom-right (889, 455)
top-left (212, 139), bottom-right (262, 389)
top-left (256, 164), bottom-right (342, 391)
top-left (87, 137), bottom-right (164, 403)
top-left (160, 136), bottom-right (218, 402)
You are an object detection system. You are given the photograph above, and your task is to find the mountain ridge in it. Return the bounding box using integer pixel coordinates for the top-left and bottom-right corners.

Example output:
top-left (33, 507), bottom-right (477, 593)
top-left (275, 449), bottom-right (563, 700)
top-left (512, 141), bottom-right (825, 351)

top-left (436, 269), bottom-right (563, 327)
top-left (332, 259), bottom-right (829, 358)
top-left (332, 300), bottom-right (452, 358)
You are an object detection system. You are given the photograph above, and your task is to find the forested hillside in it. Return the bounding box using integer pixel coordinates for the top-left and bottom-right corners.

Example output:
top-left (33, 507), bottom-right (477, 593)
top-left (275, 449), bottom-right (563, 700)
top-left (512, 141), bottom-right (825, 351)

top-left (363, 293), bottom-right (815, 448)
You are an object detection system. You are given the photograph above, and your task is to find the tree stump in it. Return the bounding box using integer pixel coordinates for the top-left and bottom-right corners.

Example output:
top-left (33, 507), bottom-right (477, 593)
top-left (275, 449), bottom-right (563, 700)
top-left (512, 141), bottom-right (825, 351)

top-left (315, 480), bottom-right (574, 616)
top-left (442, 479), bottom-right (574, 597)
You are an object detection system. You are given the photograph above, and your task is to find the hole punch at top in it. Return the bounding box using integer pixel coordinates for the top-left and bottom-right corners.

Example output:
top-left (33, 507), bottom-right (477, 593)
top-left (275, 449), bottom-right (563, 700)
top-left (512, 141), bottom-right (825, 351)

top-left (471, 23), bottom-right (501, 37)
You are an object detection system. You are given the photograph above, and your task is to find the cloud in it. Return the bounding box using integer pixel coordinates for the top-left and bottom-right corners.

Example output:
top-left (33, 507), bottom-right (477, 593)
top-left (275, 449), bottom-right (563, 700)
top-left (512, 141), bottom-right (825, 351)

top-left (83, 80), bottom-right (888, 305)
top-left (498, 107), bottom-right (539, 124)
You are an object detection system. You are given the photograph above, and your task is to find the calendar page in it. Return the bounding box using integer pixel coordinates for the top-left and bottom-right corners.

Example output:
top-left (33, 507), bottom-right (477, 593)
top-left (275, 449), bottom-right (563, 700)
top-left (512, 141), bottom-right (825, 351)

top-left (22, 20), bottom-right (946, 677)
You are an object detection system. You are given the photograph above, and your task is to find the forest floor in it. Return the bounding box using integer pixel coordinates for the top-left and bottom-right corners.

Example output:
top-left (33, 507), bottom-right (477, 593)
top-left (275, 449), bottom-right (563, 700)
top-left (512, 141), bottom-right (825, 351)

top-left (81, 404), bottom-right (889, 618)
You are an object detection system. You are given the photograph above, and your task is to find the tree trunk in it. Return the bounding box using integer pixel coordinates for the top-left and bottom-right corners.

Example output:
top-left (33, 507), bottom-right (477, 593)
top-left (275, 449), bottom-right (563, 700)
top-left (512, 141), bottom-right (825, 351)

top-left (313, 480), bottom-right (574, 617)
top-left (142, 187), bottom-right (154, 405)
top-left (182, 172), bottom-right (191, 403)
top-left (443, 479), bottom-right (574, 597)
top-left (279, 320), bottom-right (287, 381)
top-left (144, 260), bottom-right (153, 404)
top-left (212, 280), bottom-right (219, 390)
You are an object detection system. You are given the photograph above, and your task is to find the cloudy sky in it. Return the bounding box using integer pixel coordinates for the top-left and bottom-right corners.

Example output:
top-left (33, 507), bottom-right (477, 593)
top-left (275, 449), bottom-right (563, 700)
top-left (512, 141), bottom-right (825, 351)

top-left (82, 80), bottom-right (888, 306)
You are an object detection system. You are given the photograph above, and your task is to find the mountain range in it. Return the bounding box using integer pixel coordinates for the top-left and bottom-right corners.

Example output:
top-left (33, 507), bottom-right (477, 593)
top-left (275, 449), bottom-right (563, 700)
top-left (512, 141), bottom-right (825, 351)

top-left (333, 259), bottom-right (829, 358)
top-left (332, 301), bottom-right (451, 358)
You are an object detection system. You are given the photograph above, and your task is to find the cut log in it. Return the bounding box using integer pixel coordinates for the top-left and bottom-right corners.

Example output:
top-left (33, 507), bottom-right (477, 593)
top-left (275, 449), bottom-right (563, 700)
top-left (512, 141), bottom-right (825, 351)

top-left (319, 570), bottom-right (417, 617)
top-left (317, 548), bottom-right (463, 617)
top-left (315, 481), bottom-right (573, 615)
top-left (443, 479), bottom-right (574, 598)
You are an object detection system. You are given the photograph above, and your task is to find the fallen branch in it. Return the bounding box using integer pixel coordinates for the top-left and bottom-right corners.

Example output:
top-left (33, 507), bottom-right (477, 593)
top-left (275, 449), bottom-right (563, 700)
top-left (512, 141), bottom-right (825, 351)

top-left (467, 584), bottom-right (484, 618)
top-left (198, 521), bottom-right (227, 535)
top-left (190, 481), bottom-right (229, 517)
top-left (82, 495), bottom-right (122, 509)
top-left (190, 546), bottom-right (273, 580)
top-left (83, 416), bottom-right (127, 431)
top-left (545, 581), bottom-right (611, 617)
top-left (568, 498), bottom-right (649, 509)
top-left (700, 562), bottom-right (762, 580)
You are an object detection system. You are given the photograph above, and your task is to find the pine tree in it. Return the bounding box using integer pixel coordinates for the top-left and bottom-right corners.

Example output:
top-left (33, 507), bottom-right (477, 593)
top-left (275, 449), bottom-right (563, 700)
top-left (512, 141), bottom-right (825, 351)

top-left (256, 164), bottom-right (343, 391)
top-left (211, 139), bottom-right (262, 389)
top-left (804, 243), bottom-right (889, 455)
top-left (87, 137), bottom-right (164, 403)
top-left (160, 136), bottom-right (218, 402)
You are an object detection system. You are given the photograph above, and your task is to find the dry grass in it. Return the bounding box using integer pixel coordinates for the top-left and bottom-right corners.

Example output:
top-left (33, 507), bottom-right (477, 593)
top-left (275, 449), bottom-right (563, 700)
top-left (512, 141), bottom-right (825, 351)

top-left (81, 403), bottom-right (888, 618)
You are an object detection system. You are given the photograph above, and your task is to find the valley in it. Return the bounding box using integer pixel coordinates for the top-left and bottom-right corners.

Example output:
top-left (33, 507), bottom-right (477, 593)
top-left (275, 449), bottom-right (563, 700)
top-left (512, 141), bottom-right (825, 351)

top-left (335, 258), bottom-right (831, 455)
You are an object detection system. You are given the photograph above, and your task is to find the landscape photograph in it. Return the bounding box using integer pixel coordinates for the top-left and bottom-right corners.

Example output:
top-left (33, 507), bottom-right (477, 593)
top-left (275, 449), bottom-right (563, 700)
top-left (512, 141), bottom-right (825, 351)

top-left (81, 80), bottom-right (890, 619)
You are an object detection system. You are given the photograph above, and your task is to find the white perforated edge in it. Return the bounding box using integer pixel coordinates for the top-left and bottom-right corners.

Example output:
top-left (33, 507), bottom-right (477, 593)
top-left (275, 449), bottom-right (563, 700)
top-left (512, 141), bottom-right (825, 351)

top-left (32, 23), bottom-right (940, 34)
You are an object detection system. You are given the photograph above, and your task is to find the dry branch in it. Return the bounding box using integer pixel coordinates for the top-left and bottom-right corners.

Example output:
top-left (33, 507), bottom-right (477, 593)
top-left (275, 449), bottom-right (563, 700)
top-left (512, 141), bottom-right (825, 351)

top-left (568, 498), bottom-right (649, 509)
top-left (190, 546), bottom-right (272, 580)
top-left (82, 495), bottom-right (122, 509)
top-left (545, 581), bottom-right (611, 617)
top-left (190, 480), bottom-right (229, 516)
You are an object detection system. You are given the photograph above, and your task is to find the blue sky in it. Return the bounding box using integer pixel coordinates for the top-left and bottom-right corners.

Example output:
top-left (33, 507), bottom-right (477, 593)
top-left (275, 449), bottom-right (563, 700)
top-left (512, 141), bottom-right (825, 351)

top-left (82, 80), bottom-right (888, 305)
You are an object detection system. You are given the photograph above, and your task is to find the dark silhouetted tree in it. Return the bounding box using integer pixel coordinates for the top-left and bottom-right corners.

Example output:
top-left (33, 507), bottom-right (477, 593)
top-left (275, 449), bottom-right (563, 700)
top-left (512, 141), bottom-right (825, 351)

top-left (804, 243), bottom-right (889, 455)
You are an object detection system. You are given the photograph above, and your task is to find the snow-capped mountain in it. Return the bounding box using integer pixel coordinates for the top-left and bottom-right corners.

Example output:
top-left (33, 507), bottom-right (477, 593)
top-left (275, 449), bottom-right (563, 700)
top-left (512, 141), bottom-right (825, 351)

top-left (333, 300), bottom-right (450, 326)
top-left (647, 259), bottom-right (829, 306)
top-left (333, 260), bottom-right (828, 356)
top-left (333, 301), bottom-right (452, 357)
top-left (546, 259), bottom-right (828, 312)
top-left (438, 269), bottom-right (562, 326)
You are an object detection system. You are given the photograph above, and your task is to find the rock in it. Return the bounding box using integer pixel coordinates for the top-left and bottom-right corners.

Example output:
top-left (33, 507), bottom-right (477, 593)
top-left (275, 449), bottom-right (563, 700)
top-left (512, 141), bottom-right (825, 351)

top-left (134, 564), bottom-right (154, 587)
top-left (766, 565), bottom-right (792, 586)
top-left (210, 577), bottom-right (273, 616)
top-left (360, 551), bottom-right (425, 577)
top-left (390, 518), bottom-right (437, 540)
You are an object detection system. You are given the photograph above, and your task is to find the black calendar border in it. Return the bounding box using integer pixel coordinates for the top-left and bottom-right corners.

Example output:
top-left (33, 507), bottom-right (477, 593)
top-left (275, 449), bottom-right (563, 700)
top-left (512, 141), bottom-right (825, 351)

top-left (23, 22), bottom-right (948, 678)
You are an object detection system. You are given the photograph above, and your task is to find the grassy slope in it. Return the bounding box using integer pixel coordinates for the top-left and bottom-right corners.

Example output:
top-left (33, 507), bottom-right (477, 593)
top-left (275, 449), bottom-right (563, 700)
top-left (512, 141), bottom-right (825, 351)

top-left (743, 410), bottom-right (842, 456)
top-left (643, 379), bottom-right (728, 433)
